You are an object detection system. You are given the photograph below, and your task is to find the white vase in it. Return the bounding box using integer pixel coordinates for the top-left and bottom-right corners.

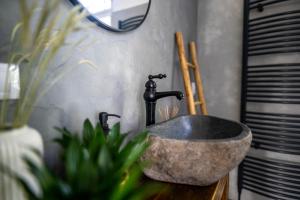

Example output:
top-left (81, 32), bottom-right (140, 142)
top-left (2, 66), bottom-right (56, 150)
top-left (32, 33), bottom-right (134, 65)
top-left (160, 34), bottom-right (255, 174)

top-left (0, 126), bottom-right (44, 200)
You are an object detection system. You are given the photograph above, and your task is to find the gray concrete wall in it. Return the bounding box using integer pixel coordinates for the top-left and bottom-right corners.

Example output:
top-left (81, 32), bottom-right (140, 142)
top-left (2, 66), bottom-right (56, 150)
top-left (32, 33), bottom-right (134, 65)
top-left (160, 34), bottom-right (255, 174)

top-left (0, 0), bottom-right (197, 169)
top-left (196, 0), bottom-right (244, 199)
top-left (197, 0), bottom-right (243, 121)
top-left (0, 0), bottom-right (20, 61)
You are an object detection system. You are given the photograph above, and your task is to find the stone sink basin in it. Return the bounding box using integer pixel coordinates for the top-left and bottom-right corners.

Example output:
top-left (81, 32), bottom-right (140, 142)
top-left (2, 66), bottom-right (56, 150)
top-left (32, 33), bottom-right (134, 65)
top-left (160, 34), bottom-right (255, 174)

top-left (141, 115), bottom-right (252, 186)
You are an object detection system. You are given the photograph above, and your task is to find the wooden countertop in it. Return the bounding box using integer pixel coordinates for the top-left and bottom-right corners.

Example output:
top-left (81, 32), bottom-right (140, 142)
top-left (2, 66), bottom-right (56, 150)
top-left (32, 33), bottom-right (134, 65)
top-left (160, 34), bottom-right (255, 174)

top-left (146, 175), bottom-right (228, 200)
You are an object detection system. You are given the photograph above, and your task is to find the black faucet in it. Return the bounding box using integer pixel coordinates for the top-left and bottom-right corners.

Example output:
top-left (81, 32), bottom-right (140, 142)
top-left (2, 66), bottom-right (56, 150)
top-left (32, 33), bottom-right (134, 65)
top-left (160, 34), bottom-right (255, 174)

top-left (99, 112), bottom-right (121, 134)
top-left (143, 74), bottom-right (184, 126)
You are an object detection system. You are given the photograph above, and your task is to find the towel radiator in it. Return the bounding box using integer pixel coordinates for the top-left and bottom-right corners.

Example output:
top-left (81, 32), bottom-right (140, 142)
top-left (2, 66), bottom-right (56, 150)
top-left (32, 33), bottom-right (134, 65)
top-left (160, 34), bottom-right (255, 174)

top-left (118, 15), bottom-right (145, 31)
top-left (239, 0), bottom-right (300, 199)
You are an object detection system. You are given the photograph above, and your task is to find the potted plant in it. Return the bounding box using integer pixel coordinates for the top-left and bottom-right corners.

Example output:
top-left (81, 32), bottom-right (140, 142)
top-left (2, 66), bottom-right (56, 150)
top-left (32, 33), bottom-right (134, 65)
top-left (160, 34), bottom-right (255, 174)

top-left (0, 1), bottom-right (86, 199)
top-left (17, 119), bottom-right (161, 200)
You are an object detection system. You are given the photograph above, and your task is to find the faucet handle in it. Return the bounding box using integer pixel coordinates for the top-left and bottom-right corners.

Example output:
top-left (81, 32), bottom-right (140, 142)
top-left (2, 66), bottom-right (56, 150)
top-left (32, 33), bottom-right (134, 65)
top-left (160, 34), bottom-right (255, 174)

top-left (148, 74), bottom-right (167, 80)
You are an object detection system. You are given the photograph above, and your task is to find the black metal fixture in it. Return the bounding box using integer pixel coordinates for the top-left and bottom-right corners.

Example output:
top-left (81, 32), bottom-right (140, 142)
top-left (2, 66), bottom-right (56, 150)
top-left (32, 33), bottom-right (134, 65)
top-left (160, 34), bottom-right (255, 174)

top-left (249, 0), bottom-right (290, 10)
top-left (239, 0), bottom-right (300, 199)
top-left (143, 74), bottom-right (184, 126)
top-left (239, 156), bottom-right (300, 200)
top-left (257, 3), bottom-right (264, 12)
top-left (118, 15), bottom-right (146, 31)
top-left (99, 112), bottom-right (120, 133)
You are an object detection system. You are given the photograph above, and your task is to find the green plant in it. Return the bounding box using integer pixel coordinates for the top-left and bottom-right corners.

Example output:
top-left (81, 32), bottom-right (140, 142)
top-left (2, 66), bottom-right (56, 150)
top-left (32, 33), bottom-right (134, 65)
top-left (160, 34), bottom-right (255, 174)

top-left (0, 0), bottom-right (87, 129)
top-left (18, 120), bottom-right (161, 200)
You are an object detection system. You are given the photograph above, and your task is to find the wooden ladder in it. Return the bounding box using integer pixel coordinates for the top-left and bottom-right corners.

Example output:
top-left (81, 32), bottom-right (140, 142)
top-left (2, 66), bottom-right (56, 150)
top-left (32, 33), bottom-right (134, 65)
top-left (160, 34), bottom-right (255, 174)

top-left (175, 32), bottom-right (228, 200)
top-left (175, 32), bottom-right (207, 115)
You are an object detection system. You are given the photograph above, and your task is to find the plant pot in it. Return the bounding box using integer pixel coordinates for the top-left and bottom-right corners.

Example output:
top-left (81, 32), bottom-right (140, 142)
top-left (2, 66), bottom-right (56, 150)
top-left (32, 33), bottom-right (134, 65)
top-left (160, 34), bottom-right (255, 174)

top-left (0, 126), bottom-right (43, 200)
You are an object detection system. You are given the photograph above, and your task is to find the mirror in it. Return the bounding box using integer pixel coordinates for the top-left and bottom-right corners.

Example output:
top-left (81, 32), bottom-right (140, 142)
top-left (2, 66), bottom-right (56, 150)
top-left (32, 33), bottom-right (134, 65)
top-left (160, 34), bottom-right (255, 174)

top-left (69, 0), bottom-right (151, 32)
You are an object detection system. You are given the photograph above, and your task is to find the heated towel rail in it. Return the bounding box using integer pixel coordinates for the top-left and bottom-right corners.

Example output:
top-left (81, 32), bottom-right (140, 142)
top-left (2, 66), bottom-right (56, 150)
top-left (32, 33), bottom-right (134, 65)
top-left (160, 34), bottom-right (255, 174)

top-left (239, 0), bottom-right (300, 199)
top-left (118, 15), bottom-right (145, 31)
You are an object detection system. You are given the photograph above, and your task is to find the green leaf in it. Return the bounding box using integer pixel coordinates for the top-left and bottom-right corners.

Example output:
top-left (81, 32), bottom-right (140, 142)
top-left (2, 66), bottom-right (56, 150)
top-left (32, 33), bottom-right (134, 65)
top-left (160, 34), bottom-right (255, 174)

top-left (95, 123), bottom-right (106, 146)
top-left (74, 159), bottom-right (98, 194)
top-left (131, 131), bottom-right (149, 144)
top-left (56, 181), bottom-right (72, 198)
top-left (88, 123), bottom-right (106, 162)
top-left (65, 139), bottom-right (82, 180)
top-left (111, 164), bottom-right (142, 200)
top-left (83, 119), bottom-right (95, 146)
top-left (106, 122), bottom-right (120, 147)
top-left (54, 127), bottom-right (74, 148)
top-left (106, 122), bottom-right (127, 156)
top-left (121, 132), bottom-right (149, 170)
top-left (97, 144), bottom-right (113, 174)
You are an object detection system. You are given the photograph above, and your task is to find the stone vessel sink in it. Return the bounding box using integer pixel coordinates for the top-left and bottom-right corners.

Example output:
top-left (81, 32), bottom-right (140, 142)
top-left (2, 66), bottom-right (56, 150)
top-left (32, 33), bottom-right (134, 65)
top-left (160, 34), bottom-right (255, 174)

top-left (142, 115), bottom-right (252, 186)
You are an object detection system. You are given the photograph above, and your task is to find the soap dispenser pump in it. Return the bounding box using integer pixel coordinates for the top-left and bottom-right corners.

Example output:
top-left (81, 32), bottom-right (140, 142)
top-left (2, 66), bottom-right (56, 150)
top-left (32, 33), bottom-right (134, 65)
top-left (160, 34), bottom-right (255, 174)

top-left (99, 112), bottom-right (121, 134)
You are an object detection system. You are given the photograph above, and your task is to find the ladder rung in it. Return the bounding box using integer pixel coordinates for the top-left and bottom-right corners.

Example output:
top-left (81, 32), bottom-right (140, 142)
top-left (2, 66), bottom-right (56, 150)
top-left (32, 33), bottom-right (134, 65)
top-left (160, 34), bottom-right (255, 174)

top-left (194, 101), bottom-right (202, 105)
top-left (187, 62), bottom-right (196, 69)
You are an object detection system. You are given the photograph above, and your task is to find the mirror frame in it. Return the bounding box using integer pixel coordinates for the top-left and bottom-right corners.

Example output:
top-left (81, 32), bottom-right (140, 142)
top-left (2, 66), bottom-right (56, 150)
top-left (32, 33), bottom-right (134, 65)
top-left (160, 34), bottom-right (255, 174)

top-left (68, 0), bottom-right (151, 33)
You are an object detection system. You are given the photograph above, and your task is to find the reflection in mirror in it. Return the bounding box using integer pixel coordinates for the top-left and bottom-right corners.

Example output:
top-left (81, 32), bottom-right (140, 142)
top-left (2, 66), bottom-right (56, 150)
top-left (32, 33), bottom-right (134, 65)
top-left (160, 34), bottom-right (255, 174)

top-left (70, 0), bottom-right (151, 32)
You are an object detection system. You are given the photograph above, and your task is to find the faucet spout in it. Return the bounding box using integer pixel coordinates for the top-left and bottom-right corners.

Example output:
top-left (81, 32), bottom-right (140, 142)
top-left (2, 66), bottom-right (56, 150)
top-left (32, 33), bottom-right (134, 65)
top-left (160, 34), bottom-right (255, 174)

top-left (155, 91), bottom-right (184, 101)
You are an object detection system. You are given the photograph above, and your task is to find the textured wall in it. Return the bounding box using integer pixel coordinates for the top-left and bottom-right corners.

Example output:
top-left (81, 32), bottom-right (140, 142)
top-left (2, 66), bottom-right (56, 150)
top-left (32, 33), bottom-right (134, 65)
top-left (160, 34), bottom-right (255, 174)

top-left (197, 0), bottom-right (244, 199)
top-left (0, 0), bottom-right (197, 168)
top-left (197, 0), bottom-right (243, 120)
top-left (0, 0), bottom-right (20, 61)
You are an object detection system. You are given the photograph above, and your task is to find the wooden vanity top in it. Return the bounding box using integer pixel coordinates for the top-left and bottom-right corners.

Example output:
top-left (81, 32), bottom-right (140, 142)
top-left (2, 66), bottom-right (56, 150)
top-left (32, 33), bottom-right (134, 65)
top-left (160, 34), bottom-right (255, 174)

top-left (147, 175), bottom-right (228, 200)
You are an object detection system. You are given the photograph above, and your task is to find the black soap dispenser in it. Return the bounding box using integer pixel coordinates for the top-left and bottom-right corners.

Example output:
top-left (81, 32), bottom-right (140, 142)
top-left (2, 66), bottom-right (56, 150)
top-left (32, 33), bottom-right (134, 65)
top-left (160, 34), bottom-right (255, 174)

top-left (99, 112), bottom-right (121, 134)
